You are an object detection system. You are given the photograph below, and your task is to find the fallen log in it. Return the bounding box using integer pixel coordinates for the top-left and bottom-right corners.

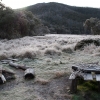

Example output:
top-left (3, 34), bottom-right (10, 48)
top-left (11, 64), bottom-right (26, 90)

top-left (0, 67), bottom-right (6, 83)
top-left (1, 58), bottom-right (18, 64)
top-left (0, 67), bottom-right (15, 84)
top-left (9, 61), bottom-right (27, 70)
top-left (24, 68), bottom-right (35, 79)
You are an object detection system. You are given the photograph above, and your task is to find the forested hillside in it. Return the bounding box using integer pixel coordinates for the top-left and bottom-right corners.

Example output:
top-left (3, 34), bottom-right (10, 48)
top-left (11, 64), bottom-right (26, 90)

top-left (22, 2), bottom-right (100, 34)
top-left (1, 2), bottom-right (100, 39)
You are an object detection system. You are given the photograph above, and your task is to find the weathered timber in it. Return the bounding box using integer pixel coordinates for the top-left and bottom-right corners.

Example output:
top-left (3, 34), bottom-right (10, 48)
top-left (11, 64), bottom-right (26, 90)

top-left (91, 72), bottom-right (96, 80)
top-left (69, 73), bottom-right (76, 79)
top-left (72, 65), bottom-right (100, 74)
top-left (70, 78), bottom-right (77, 93)
top-left (9, 61), bottom-right (27, 70)
top-left (0, 67), bottom-right (6, 83)
top-left (7, 58), bottom-right (18, 61)
top-left (1, 58), bottom-right (18, 64)
top-left (2, 69), bottom-right (15, 80)
top-left (24, 68), bottom-right (35, 79)
top-left (69, 64), bottom-right (100, 93)
top-left (98, 82), bottom-right (100, 92)
top-left (96, 74), bottom-right (100, 81)
top-left (0, 67), bottom-right (15, 84)
top-left (83, 73), bottom-right (93, 80)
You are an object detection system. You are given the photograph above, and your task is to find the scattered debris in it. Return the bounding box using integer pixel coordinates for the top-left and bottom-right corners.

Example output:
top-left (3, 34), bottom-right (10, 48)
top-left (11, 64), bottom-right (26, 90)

top-left (9, 61), bottom-right (27, 70)
top-left (0, 67), bottom-right (15, 84)
top-left (24, 68), bottom-right (35, 79)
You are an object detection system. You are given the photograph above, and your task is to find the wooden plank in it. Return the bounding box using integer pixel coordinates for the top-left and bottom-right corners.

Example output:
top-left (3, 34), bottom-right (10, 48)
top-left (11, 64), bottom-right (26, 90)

top-left (69, 73), bottom-right (75, 79)
top-left (72, 65), bottom-right (100, 73)
top-left (83, 69), bottom-right (100, 74)
top-left (98, 81), bottom-right (100, 92)
top-left (91, 72), bottom-right (96, 81)
top-left (72, 66), bottom-right (79, 71)
top-left (70, 78), bottom-right (77, 93)
top-left (96, 74), bottom-right (100, 81)
top-left (83, 73), bottom-right (93, 80)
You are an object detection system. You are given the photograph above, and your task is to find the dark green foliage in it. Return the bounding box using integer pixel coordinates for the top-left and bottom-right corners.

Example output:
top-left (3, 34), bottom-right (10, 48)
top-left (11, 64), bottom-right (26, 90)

top-left (83, 17), bottom-right (100, 35)
top-left (72, 79), bottom-right (100, 100)
top-left (21, 2), bottom-right (100, 34)
top-left (78, 79), bottom-right (98, 91)
top-left (72, 92), bottom-right (100, 100)
top-left (74, 39), bottom-right (100, 50)
top-left (0, 8), bottom-right (42, 39)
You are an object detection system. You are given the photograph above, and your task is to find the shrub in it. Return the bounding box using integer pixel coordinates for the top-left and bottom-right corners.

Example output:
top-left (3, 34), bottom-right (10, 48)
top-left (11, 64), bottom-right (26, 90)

top-left (74, 39), bottom-right (100, 50)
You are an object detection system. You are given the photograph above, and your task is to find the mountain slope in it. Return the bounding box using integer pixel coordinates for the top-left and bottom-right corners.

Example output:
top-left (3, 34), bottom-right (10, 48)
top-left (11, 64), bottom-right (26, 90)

top-left (21, 2), bottom-right (100, 34)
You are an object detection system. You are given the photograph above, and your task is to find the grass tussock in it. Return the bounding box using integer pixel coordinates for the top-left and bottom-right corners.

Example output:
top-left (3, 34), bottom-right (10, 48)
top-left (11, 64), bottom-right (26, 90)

top-left (52, 71), bottom-right (68, 79)
top-left (62, 46), bottom-right (73, 53)
top-left (83, 44), bottom-right (97, 54)
top-left (0, 53), bottom-right (8, 60)
top-left (50, 43), bottom-right (61, 50)
top-left (92, 53), bottom-right (100, 56)
top-left (35, 78), bottom-right (49, 85)
top-left (20, 51), bottom-right (36, 59)
top-left (44, 48), bottom-right (61, 56)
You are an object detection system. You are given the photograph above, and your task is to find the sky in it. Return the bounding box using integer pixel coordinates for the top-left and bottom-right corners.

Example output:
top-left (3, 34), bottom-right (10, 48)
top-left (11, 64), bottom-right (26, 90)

top-left (1, 0), bottom-right (100, 9)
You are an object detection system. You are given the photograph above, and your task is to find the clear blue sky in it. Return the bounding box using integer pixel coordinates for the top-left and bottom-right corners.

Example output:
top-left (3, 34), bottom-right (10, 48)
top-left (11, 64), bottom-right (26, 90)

top-left (2, 0), bottom-right (100, 9)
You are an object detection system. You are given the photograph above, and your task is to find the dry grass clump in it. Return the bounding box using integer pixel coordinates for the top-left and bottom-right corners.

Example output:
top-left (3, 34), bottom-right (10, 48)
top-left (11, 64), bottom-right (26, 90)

top-left (0, 53), bottom-right (8, 60)
top-left (62, 46), bottom-right (73, 53)
top-left (35, 78), bottom-right (49, 85)
top-left (45, 58), bottom-right (52, 62)
top-left (83, 44), bottom-right (100, 55)
top-left (92, 53), bottom-right (100, 56)
top-left (44, 48), bottom-right (61, 56)
top-left (50, 43), bottom-right (61, 50)
top-left (52, 71), bottom-right (68, 79)
top-left (83, 44), bottom-right (97, 54)
top-left (21, 51), bottom-right (36, 59)
top-left (94, 47), bottom-right (100, 53)
top-left (57, 40), bottom-right (68, 45)
top-left (10, 47), bottom-right (42, 59)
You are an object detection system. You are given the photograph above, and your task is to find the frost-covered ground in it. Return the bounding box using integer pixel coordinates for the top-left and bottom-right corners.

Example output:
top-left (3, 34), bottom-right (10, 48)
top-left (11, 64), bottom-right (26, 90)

top-left (0, 34), bottom-right (100, 59)
top-left (0, 34), bottom-right (100, 100)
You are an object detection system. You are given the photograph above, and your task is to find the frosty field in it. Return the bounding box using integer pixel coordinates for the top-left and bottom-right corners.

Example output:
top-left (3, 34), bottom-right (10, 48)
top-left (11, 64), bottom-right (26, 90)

top-left (0, 34), bottom-right (100, 100)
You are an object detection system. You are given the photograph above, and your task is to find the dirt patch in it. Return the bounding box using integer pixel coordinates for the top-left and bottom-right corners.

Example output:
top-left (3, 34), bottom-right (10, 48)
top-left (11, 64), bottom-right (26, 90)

top-left (0, 69), bottom-right (72, 100)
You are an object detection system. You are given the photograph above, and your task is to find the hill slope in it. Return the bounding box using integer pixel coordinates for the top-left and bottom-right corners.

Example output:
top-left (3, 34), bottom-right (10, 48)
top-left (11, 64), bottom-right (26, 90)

top-left (21, 2), bottom-right (100, 34)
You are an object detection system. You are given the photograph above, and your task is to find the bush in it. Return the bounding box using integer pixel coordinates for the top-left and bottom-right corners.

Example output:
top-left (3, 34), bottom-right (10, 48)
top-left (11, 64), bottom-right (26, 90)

top-left (75, 39), bottom-right (100, 50)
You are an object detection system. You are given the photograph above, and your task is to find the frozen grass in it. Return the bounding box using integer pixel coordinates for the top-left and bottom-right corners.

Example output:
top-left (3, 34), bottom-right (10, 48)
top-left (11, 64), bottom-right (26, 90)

top-left (44, 48), bottom-right (61, 56)
top-left (0, 34), bottom-right (100, 100)
top-left (35, 78), bottom-right (49, 85)
top-left (61, 46), bottom-right (73, 53)
top-left (0, 34), bottom-right (99, 59)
